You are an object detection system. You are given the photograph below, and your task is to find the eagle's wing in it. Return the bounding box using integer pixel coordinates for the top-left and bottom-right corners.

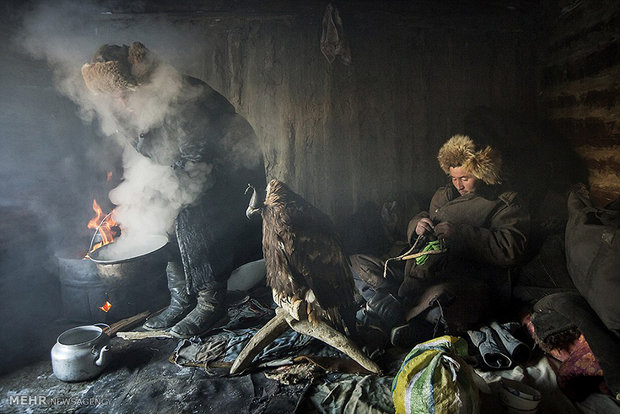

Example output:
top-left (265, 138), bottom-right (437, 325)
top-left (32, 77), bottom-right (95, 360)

top-left (282, 200), bottom-right (357, 333)
top-left (261, 201), bottom-right (307, 300)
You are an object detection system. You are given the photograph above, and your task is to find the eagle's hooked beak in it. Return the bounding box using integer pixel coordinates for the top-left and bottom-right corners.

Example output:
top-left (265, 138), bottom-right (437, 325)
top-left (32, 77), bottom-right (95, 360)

top-left (245, 184), bottom-right (264, 219)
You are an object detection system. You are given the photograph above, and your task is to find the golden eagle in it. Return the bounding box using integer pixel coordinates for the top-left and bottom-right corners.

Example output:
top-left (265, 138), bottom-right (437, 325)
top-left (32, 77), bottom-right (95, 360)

top-left (246, 179), bottom-right (358, 337)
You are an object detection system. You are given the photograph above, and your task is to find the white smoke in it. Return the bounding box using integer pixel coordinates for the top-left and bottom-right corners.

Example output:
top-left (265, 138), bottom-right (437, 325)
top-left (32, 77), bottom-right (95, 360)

top-left (99, 151), bottom-right (213, 260)
top-left (15, 0), bottom-right (236, 260)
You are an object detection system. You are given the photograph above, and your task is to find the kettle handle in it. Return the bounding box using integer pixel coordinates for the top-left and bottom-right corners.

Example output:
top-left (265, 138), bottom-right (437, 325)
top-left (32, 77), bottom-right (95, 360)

top-left (95, 345), bottom-right (110, 367)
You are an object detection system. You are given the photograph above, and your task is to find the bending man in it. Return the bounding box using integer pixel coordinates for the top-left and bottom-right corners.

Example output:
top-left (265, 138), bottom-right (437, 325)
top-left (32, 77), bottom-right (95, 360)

top-left (81, 42), bottom-right (265, 338)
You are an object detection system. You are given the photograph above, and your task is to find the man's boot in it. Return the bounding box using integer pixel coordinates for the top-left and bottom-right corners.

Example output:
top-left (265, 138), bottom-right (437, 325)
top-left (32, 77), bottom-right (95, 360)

top-left (169, 289), bottom-right (227, 339)
top-left (357, 292), bottom-right (405, 355)
top-left (391, 294), bottom-right (452, 348)
top-left (143, 262), bottom-right (194, 330)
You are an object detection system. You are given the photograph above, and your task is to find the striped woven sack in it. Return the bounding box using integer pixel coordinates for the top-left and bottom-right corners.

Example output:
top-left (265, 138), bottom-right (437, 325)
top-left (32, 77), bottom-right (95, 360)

top-left (391, 335), bottom-right (479, 414)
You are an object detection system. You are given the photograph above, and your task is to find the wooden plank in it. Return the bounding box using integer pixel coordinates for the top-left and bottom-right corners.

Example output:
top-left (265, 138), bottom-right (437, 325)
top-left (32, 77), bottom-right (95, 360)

top-left (545, 105), bottom-right (620, 125)
top-left (546, 1), bottom-right (620, 47)
top-left (543, 65), bottom-right (620, 98)
top-left (543, 88), bottom-right (619, 114)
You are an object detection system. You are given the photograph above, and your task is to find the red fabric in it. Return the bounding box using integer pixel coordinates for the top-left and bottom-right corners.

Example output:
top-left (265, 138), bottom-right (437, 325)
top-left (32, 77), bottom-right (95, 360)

top-left (522, 313), bottom-right (610, 401)
top-left (556, 334), bottom-right (609, 401)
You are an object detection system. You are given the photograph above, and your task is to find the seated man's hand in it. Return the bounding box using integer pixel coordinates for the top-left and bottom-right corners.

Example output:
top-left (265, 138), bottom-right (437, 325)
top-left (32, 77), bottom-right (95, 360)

top-left (433, 221), bottom-right (455, 240)
top-left (415, 218), bottom-right (435, 236)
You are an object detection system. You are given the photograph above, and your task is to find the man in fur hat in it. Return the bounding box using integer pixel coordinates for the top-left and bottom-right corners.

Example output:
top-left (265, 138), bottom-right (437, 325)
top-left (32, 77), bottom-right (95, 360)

top-left (352, 134), bottom-right (530, 348)
top-left (81, 42), bottom-right (265, 338)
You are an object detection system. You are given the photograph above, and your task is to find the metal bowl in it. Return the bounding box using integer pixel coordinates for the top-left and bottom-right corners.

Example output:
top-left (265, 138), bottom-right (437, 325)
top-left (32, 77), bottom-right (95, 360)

top-left (498, 378), bottom-right (541, 413)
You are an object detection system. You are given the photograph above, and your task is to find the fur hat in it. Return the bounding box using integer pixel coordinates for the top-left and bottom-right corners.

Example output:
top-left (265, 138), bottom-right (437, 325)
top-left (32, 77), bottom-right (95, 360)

top-left (81, 41), bottom-right (158, 95)
top-left (437, 134), bottom-right (502, 185)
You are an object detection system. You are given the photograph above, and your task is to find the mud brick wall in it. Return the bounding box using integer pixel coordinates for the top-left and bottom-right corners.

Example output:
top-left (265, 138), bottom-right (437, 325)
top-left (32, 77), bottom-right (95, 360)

top-left (540, 0), bottom-right (620, 205)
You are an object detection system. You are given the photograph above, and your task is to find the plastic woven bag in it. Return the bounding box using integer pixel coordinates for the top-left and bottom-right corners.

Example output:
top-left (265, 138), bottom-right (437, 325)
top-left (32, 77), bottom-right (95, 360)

top-left (392, 336), bottom-right (479, 414)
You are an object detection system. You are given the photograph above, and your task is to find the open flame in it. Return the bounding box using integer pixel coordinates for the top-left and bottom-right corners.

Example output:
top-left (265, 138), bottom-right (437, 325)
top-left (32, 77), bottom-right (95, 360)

top-left (99, 301), bottom-right (112, 312)
top-left (85, 199), bottom-right (118, 257)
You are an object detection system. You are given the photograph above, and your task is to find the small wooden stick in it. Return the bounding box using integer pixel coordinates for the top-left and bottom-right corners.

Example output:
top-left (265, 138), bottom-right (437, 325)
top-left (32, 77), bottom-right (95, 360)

top-left (117, 330), bottom-right (173, 340)
top-left (400, 249), bottom-right (446, 261)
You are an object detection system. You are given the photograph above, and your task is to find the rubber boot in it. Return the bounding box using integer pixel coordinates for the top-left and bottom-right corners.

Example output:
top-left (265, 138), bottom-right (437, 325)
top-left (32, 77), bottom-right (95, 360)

top-left (169, 290), bottom-right (227, 339)
top-left (143, 262), bottom-right (194, 330)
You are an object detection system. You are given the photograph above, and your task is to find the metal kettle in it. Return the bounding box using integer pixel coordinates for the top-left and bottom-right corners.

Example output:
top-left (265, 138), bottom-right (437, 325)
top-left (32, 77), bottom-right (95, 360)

top-left (51, 323), bottom-right (110, 382)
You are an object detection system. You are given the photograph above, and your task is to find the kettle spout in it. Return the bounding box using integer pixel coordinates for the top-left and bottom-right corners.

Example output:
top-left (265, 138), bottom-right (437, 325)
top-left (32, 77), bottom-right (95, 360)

top-left (95, 345), bottom-right (110, 367)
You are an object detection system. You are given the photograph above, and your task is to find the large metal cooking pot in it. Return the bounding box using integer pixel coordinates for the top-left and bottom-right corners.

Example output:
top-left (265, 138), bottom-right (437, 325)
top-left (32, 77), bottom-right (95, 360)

top-left (81, 235), bottom-right (169, 322)
top-left (51, 324), bottom-right (110, 382)
top-left (88, 235), bottom-right (169, 282)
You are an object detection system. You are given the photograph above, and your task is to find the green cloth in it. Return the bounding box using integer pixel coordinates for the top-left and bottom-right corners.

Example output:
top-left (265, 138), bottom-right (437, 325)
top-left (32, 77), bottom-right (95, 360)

top-left (416, 240), bottom-right (442, 266)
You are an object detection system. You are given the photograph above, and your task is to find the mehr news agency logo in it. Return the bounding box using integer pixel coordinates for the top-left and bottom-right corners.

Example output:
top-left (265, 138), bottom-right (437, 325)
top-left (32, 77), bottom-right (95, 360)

top-left (8, 394), bottom-right (110, 407)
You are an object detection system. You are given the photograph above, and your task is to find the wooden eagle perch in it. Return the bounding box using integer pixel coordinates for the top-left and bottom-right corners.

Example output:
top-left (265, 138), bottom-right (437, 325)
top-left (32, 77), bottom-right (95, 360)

top-left (230, 179), bottom-right (381, 375)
